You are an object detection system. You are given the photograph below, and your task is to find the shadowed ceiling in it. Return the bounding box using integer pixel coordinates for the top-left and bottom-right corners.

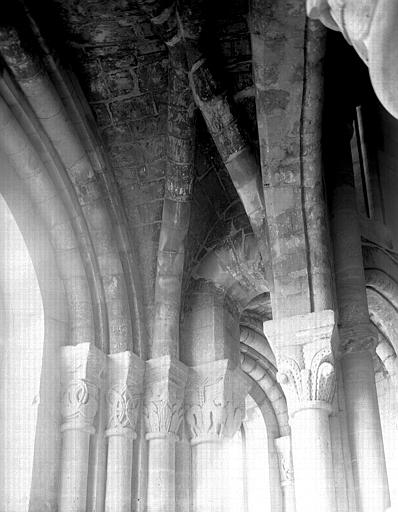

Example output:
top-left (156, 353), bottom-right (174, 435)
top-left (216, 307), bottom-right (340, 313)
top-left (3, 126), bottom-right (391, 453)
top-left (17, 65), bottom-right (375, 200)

top-left (0, 0), bottom-right (270, 334)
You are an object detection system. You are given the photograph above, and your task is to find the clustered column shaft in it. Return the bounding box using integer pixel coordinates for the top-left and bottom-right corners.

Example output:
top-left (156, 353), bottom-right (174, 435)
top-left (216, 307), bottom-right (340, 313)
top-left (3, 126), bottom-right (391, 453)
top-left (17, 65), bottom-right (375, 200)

top-left (264, 310), bottom-right (337, 512)
top-left (185, 360), bottom-right (252, 512)
top-left (144, 356), bottom-right (188, 512)
top-left (59, 343), bottom-right (106, 512)
top-left (330, 121), bottom-right (390, 511)
top-left (182, 281), bottom-right (252, 512)
top-left (105, 352), bottom-right (145, 512)
top-left (274, 436), bottom-right (296, 512)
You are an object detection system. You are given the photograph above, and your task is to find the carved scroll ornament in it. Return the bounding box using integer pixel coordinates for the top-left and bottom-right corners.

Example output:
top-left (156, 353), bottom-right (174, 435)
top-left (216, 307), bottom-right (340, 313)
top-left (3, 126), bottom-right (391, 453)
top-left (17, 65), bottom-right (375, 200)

top-left (106, 351), bottom-right (145, 437)
top-left (107, 384), bottom-right (141, 436)
top-left (61, 379), bottom-right (99, 433)
top-left (61, 343), bottom-right (106, 434)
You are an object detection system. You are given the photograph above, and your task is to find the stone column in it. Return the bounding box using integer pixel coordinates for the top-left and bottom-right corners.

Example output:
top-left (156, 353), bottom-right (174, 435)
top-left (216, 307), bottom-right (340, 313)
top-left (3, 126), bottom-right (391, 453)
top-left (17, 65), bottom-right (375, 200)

top-left (59, 343), bottom-right (106, 512)
top-left (329, 114), bottom-right (391, 511)
top-left (144, 355), bottom-right (188, 512)
top-left (340, 328), bottom-right (390, 512)
top-left (264, 310), bottom-right (337, 512)
top-left (274, 435), bottom-right (296, 512)
top-left (185, 359), bottom-right (252, 512)
top-left (104, 351), bottom-right (145, 512)
top-left (175, 424), bottom-right (191, 512)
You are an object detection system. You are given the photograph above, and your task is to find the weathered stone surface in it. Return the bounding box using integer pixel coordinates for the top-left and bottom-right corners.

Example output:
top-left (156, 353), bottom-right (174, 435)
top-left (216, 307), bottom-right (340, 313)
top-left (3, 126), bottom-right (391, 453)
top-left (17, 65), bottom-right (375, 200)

top-left (250, 1), bottom-right (332, 318)
top-left (106, 351), bottom-right (145, 437)
top-left (264, 310), bottom-right (337, 412)
top-left (185, 359), bottom-right (252, 443)
top-left (61, 343), bottom-right (106, 433)
top-left (144, 356), bottom-right (188, 438)
top-left (1, 2), bottom-right (397, 512)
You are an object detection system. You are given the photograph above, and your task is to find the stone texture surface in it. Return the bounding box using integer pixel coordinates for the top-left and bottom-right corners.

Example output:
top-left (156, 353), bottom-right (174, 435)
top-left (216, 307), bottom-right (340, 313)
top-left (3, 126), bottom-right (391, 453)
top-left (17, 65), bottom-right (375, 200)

top-left (251, 1), bottom-right (333, 317)
top-left (185, 359), bottom-right (252, 443)
top-left (17, 0), bottom-right (259, 340)
top-left (2, 3), bottom-right (398, 512)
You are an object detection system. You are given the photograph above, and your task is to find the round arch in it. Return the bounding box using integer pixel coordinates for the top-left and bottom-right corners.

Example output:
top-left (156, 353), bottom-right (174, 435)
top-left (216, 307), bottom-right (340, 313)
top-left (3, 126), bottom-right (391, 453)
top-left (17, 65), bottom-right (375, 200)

top-left (365, 267), bottom-right (398, 510)
top-left (0, 177), bottom-right (67, 511)
top-left (240, 347), bottom-right (290, 512)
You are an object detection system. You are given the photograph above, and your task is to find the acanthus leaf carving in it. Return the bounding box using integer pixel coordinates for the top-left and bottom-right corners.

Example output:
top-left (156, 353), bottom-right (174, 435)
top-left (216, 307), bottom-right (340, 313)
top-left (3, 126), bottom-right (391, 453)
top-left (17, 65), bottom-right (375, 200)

top-left (277, 347), bottom-right (336, 415)
top-left (265, 311), bottom-right (338, 415)
top-left (144, 356), bottom-right (188, 438)
top-left (310, 345), bottom-right (336, 403)
top-left (185, 359), bottom-right (252, 443)
top-left (144, 393), bottom-right (185, 437)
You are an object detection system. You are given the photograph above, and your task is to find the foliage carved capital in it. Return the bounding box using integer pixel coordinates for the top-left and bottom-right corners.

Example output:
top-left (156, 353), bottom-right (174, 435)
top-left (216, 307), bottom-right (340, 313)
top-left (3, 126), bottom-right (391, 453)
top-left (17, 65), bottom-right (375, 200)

top-left (264, 311), bottom-right (337, 415)
top-left (185, 359), bottom-right (252, 444)
top-left (144, 356), bottom-right (189, 439)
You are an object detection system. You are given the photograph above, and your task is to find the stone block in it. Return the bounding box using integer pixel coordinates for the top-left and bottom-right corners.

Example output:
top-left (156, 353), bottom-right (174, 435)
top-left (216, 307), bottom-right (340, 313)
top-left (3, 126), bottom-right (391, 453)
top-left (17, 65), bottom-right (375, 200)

top-left (109, 93), bottom-right (157, 123)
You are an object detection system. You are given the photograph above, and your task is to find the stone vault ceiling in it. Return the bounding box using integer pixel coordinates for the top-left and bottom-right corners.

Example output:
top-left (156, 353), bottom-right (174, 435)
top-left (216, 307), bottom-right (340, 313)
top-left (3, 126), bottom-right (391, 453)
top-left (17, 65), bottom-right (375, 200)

top-left (1, 0), bottom-right (268, 335)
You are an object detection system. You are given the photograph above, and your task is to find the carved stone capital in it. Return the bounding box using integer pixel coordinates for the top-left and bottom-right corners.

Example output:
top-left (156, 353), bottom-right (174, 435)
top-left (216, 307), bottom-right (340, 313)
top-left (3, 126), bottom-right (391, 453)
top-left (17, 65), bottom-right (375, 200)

top-left (144, 356), bottom-right (188, 440)
top-left (185, 359), bottom-right (252, 445)
top-left (263, 311), bottom-right (337, 415)
top-left (61, 343), bottom-right (106, 434)
top-left (339, 322), bottom-right (378, 355)
top-left (274, 436), bottom-right (294, 487)
top-left (106, 351), bottom-right (145, 438)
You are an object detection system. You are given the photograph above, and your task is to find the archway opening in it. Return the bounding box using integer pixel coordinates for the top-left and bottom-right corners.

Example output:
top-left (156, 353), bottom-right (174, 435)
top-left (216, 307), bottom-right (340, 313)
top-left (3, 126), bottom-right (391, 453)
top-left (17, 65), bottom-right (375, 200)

top-left (0, 193), bottom-right (44, 511)
top-left (225, 394), bottom-right (271, 512)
